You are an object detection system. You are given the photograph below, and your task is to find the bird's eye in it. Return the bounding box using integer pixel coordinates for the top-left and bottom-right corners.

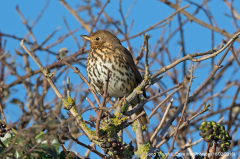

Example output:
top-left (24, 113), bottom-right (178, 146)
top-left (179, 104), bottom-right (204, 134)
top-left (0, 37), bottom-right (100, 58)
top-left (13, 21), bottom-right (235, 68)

top-left (96, 37), bottom-right (100, 41)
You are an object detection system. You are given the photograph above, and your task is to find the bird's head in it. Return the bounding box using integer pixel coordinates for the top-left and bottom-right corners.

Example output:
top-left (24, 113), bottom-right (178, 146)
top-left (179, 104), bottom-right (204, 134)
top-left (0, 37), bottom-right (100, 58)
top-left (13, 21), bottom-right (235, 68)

top-left (80, 30), bottom-right (121, 48)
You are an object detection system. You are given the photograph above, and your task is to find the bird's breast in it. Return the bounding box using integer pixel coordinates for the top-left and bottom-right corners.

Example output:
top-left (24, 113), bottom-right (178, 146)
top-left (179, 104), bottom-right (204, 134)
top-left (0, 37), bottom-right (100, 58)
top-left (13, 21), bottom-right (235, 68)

top-left (86, 49), bottom-right (137, 97)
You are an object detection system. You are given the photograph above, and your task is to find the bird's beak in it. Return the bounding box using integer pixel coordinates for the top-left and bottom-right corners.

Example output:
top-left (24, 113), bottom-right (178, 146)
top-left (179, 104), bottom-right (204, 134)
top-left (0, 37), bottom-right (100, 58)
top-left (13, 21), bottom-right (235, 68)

top-left (80, 35), bottom-right (91, 41)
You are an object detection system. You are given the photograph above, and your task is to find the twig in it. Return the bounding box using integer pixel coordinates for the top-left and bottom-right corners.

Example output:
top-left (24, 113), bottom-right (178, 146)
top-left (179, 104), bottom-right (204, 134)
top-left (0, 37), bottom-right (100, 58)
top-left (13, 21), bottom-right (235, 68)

top-left (43, 29), bottom-right (78, 50)
top-left (135, 44), bottom-right (145, 65)
top-left (148, 83), bottom-right (181, 101)
top-left (69, 135), bottom-right (108, 159)
top-left (20, 40), bottom-right (91, 138)
top-left (0, 140), bottom-right (6, 149)
top-left (148, 84), bottom-right (184, 119)
top-left (224, 0), bottom-right (240, 20)
top-left (84, 143), bottom-right (95, 158)
top-left (150, 98), bottom-right (173, 142)
top-left (37, 26), bottom-right (61, 49)
top-left (86, 97), bottom-right (98, 113)
top-left (17, 138), bottom-right (45, 159)
top-left (4, 48), bottom-right (87, 90)
top-left (158, 0), bottom-right (240, 42)
top-left (177, 0), bottom-right (187, 77)
top-left (155, 39), bottom-right (234, 149)
top-left (163, 115), bottom-right (224, 159)
top-left (144, 34), bottom-right (150, 79)
top-left (0, 51), bottom-right (9, 60)
top-left (165, 65), bottom-right (194, 158)
top-left (123, 111), bottom-right (145, 128)
top-left (171, 138), bottom-right (204, 158)
top-left (124, 31), bottom-right (239, 121)
top-left (1, 33), bottom-right (34, 45)
top-left (95, 70), bottom-right (110, 137)
top-left (31, 0), bottom-right (50, 27)
top-left (123, 98), bottom-right (147, 116)
top-left (62, 16), bottom-right (80, 49)
top-left (56, 134), bottom-right (68, 155)
top-left (152, 30), bottom-right (240, 79)
top-left (67, 77), bottom-right (71, 97)
top-left (21, 40), bottom-right (63, 100)
top-left (16, 6), bottom-right (37, 43)
top-left (119, 0), bottom-right (133, 55)
top-left (56, 56), bottom-right (101, 107)
top-left (59, 0), bottom-right (91, 32)
top-left (120, 5), bottom-right (189, 42)
top-left (0, 102), bottom-right (6, 123)
top-left (204, 142), bottom-right (211, 159)
top-left (222, 39), bottom-right (240, 68)
top-left (90, 0), bottom-right (110, 34)
top-left (212, 141), bottom-right (217, 159)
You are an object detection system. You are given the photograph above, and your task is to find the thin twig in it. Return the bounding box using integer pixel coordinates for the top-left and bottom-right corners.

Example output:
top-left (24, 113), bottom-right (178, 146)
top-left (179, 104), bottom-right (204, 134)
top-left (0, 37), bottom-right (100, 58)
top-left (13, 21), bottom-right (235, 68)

top-left (165, 65), bottom-right (194, 158)
top-left (59, 0), bottom-right (91, 32)
top-left (90, 0), bottom-right (110, 34)
top-left (20, 40), bottom-right (91, 138)
top-left (144, 34), bottom-right (150, 79)
top-left (150, 98), bottom-right (173, 142)
top-left (84, 143), bottom-right (95, 158)
top-left (17, 138), bottom-right (45, 159)
top-left (67, 77), bottom-right (71, 97)
top-left (123, 111), bottom-right (145, 128)
top-left (152, 30), bottom-right (240, 79)
top-left (86, 97), bottom-right (98, 113)
top-left (204, 142), bottom-right (211, 159)
top-left (21, 40), bottom-right (63, 100)
top-left (158, 0), bottom-right (240, 42)
top-left (69, 135), bottom-right (108, 159)
top-left (155, 38), bottom-right (235, 149)
top-left (120, 5), bottom-right (189, 42)
top-left (212, 141), bottom-right (217, 159)
top-left (56, 134), bottom-right (68, 155)
top-left (62, 16), bottom-right (80, 49)
top-left (222, 39), bottom-right (240, 68)
top-left (56, 56), bottom-right (101, 107)
top-left (0, 140), bottom-right (6, 149)
top-left (148, 84), bottom-right (184, 119)
top-left (95, 70), bottom-right (110, 137)
top-left (0, 102), bottom-right (6, 123)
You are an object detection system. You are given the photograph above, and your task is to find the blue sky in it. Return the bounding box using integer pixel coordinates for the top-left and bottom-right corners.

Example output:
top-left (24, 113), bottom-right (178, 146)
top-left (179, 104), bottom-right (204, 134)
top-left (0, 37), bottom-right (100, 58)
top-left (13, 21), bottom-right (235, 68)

top-left (1, 0), bottom-right (240, 158)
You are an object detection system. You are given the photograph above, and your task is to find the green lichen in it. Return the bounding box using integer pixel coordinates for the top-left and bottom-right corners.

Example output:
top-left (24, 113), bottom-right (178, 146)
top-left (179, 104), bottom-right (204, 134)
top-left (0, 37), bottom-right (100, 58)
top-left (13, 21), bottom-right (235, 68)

top-left (42, 69), bottom-right (54, 78)
top-left (131, 121), bottom-right (138, 133)
top-left (135, 87), bottom-right (142, 91)
top-left (136, 142), bottom-right (150, 159)
top-left (78, 115), bottom-right (96, 138)
top-left (101, 113), bottom-right (128, 137)
top-left (121, 101), bottom-right (129, 113)
top-left (142, 125), bottom-right (147, 132)
top-left (114, 113), bottom-right (128, 124)
top-left (131, 120), bottom-right (147, 132)
top-left (159, 151), bottom-right (165, 158)
top-left (62, 96), bottom-right (75, 110)
top-left (144, 75), bottom-right (152, 85)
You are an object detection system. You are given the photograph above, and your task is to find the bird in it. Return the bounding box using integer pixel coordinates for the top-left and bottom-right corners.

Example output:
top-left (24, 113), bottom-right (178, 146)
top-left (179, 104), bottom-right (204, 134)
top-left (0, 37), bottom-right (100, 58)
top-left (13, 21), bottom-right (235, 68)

top-left (81, 30), bottom-right (149, 125)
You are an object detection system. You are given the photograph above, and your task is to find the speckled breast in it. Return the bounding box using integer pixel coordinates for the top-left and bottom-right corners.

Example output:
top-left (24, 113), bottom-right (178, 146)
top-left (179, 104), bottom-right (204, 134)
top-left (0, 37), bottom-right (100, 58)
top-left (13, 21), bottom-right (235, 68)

top-left (86, 48), bottom-right (137, 97)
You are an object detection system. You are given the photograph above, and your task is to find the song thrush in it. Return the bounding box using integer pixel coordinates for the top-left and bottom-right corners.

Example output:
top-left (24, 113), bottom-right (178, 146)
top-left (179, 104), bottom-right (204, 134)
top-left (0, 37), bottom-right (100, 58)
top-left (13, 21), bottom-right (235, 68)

top-left (81, 30), bottom-right (149, 125)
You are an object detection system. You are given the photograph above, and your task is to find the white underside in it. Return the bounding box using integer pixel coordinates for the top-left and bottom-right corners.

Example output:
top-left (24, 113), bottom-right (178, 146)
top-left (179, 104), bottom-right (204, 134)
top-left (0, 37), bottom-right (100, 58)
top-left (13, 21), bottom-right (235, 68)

top-left (88, 60), bottom-right (135, 97)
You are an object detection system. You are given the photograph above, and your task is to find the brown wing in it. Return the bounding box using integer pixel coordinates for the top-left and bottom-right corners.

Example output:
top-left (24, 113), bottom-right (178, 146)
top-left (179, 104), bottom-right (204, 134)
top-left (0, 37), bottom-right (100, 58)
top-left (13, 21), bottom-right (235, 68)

top-left (115, 45), bottom-right (143, 84)
top-left (115, 45), bottom-right (147, 97)
top-left (115, 45), bottom-right (148, 124)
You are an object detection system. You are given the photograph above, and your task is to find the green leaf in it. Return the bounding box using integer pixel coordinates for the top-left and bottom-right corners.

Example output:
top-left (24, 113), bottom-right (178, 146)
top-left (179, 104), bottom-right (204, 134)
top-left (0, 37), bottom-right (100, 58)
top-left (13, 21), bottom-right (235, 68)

top-left (35, 131), bottom-right (45, 141)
